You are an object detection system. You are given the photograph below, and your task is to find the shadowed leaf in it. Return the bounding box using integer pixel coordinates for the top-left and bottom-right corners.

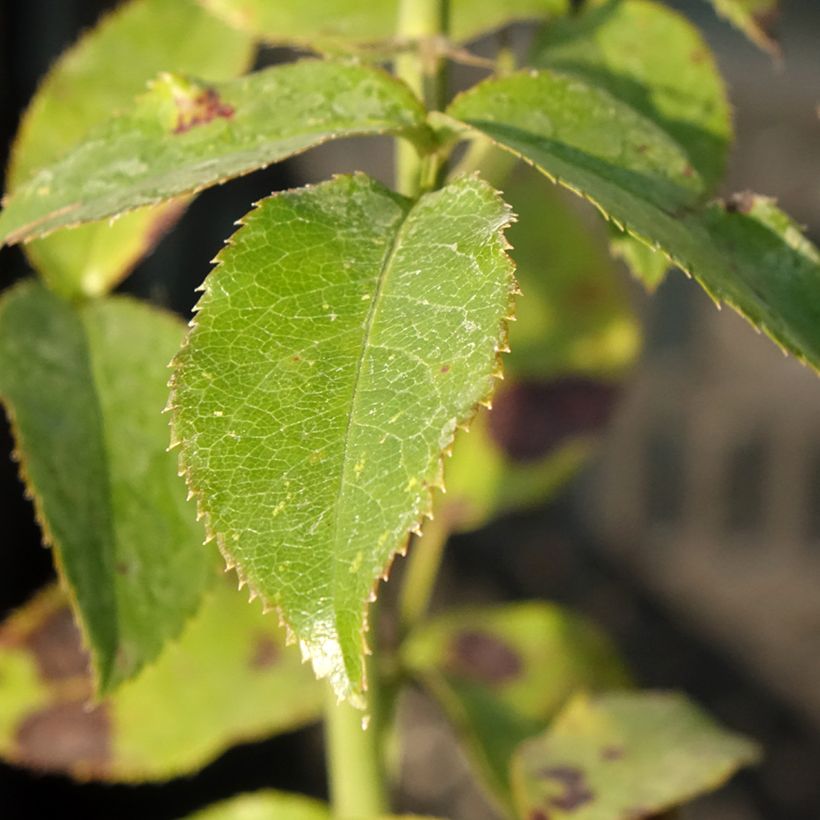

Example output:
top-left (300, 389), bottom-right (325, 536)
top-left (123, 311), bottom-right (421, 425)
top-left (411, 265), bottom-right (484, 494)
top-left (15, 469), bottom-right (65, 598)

top-left (0, 283), bottom-right (211, 691)
top-left (0, 580), bottom-right (323, 781)
top-left (0, 61), bottom-right (428, 247)
top-left (510, 692), bottom-right (760, 819)
top-left (402, 603), bottom-right (629, 810)
top-left (170, 174), bottom-right (517, 706)
top-left (8, 0), bottom-right (253, 297)
top-left (445, 72), bottom-right (820, 371)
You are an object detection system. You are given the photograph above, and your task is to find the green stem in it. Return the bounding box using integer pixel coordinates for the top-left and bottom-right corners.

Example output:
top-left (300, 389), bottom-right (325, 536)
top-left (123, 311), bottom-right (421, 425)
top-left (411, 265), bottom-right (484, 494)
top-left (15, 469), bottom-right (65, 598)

top-left (325, 676), bottom-right (388, 818)
top-left (398, 512), bottom-right (451, 633)
top-left (394, 0), bottom-right (449, 196)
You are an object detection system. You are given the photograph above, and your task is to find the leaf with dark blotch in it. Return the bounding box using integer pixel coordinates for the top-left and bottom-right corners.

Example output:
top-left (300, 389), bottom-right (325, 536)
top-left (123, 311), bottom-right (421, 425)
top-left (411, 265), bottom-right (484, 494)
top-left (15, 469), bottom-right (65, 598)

top-left (170, 173), bottom-right (517, 706)
top-left (198, 0), bottom-right (569, 50)
top-left (402, 603), bottom-right (629, 810)
top-left (445, 73), bottom-right (820, 371)
top-left (707, 0), bottom-right (780, 55)
top-left (510, 692), bottom-right (760, 819)
top-left (8, 0), bottom-right (254, 297)
top-left (0, 60), bottom-right (429, 247)
top-left (0, 581), bottom-right (323, 781)
top-left (0, 283), bottom-right (211, 692)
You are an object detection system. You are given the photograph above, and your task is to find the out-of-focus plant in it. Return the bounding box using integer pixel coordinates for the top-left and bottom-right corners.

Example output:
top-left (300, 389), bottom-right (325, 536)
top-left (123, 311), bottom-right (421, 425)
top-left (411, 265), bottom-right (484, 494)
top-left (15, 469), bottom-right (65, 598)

top-left (1, 0), bottom-right (814, 817)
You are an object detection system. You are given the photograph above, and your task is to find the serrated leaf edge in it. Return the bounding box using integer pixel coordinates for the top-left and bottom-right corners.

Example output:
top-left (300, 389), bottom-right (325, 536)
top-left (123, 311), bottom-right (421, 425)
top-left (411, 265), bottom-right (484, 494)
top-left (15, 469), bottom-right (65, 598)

top-left (166, 172), bottom-right (519, 708)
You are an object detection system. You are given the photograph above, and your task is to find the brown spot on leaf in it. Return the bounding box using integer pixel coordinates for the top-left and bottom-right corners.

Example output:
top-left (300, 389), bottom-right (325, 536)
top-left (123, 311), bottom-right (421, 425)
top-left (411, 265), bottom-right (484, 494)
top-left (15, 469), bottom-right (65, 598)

top-left (489, 379), bottom-right (618, 462)
top-left (601, 745), bottom-right (625, 761)
top-left (27, 606), bottom-right (89, 682)
top-left (682, 164), bottom-right (694, 178)
top-left (690, 48), bottom-right (707, 64)
top-left (447, 630), bottom-right (523, 685)
top-left (541, 765), bottom-right (594, 812)
top-left (726, 191), bottom-right (756, 215)
top-left (15, 701), bottom-right (110, 775)
top-left (530, 811), bottom-right (551, 820)
top-left (250, 635), bottom-right (279, 670)
top-left (440, 364), bottom-right (450, 373)
top-left (173, 87), bottom-right (234, 134)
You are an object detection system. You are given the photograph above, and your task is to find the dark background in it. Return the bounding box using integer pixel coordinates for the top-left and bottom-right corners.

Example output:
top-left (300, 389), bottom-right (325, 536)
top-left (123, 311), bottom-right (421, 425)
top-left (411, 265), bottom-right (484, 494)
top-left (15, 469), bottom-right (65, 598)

top-left (1, 2), bottom-right (819, 818)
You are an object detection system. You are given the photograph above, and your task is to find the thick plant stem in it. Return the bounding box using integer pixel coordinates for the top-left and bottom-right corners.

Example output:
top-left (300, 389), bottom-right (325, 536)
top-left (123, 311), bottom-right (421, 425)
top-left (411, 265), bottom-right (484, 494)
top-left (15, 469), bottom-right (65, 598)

top-left (325, 677), bottom-right (388, 818)
top-left (394, 0), bottom-right (449, 196)
top-left (399, 513), bottom-right (451, 633)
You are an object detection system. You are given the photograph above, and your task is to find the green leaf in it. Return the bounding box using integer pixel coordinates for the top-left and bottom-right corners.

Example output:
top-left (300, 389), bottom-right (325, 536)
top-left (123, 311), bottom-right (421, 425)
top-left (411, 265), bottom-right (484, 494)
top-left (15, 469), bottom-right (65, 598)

top-left (707, 0), bottom-right (780, 54)
top-left (436, 166), bottom-right (638, 532)
top-left (0, 282), bottom-right (210, 692)
top-left (402, 603), bottom-right (629, 810)
top-left (170, 173), bottom-right (516, 706)
top-left (532, 0), bottom-right (732, 193)
top-left (180, 790), bottom-right (442, 820)
top-left (444, 73), bottom-right (820, 371)
top-left (510, 692), bottom-right (760, 819)
top-left (609, 228), bottom-right (670, 291)
top-left (182, 792), bottom-right (329, 820)
top-left (0, 61), bottom-right (428, 247)
top-left (198, 0), bottom-right (569, 49)
top-left (0, 580), bottom-right (322, 781)
top-left (8, 0), bottom-right (254, 298)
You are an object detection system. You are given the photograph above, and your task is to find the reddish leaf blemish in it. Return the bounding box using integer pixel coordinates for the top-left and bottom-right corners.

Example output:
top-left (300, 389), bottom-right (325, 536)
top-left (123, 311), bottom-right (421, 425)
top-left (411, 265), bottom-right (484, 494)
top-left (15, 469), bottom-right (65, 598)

top-left (173, 87), bottom-right (234, 134)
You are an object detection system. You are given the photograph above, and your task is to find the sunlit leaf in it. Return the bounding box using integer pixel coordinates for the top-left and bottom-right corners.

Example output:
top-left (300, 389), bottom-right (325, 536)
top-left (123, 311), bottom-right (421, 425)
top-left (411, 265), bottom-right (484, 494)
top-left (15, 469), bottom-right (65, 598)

top-left (183, 791), bottom-right (329, 820)
top-left (197, 0), bottom-right (568, 49)
top-left (402, 603), bottom-right (629, 810)
top-left (445, 74), bottom-right (820, 371)
top-left (707, 0), bottom-right (780, 54)
top-left (0, 580), bottom-right (322, 781)
top-left (170, 174), bottom-right (516, 706)
top-left (0, 283), bottom-right (210, 691)
top-left (510, 692), bottom-right (760, 819)
top-left (532, 0), bottom-right (732, 192)
top-left (0, 61), bottom-right (428, 247)
top-left (8, 0), bottom-right (254, 297)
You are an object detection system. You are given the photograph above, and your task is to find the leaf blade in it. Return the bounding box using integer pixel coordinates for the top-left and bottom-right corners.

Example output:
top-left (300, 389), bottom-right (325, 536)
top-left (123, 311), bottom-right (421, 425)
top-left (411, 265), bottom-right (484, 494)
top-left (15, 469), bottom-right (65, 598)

top-left (0, 283), bottom-right (211, 691)
top-left (510, 692), bottom-right (760, 819)
top-left (0, 60), bottom-right (428, 247)
top-left (9, 0), bottom-right (254, 297)
top-left (0, 581), bottom-right (323, 781)
top-left (170, 174), bottom-right (517, 705)
top-left (402, 603), bottom-right (630, 810)
top-left (198, 0), bottom-right (569, 48)
top-left (445, 71), bottom-right (820, 370)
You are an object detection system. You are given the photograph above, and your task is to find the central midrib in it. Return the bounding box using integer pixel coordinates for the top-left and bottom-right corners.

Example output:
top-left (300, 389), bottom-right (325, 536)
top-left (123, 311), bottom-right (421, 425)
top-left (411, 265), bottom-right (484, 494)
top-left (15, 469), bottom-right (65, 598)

top-left (327, 194), bottom-right (417, 672)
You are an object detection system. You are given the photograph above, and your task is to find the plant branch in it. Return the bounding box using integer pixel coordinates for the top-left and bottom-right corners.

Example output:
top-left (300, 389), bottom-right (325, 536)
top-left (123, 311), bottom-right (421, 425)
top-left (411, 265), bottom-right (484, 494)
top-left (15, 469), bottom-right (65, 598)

top-left (394, 0), bottom-right (449, 196)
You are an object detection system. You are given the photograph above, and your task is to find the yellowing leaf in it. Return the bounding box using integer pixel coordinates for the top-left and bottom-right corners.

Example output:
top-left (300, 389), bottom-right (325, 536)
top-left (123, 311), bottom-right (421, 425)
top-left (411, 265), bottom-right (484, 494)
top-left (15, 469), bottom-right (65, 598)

top-left (0, 580), bottom-right (322, 781)
top-left (510, 692), bottom-right (760, 819)
top-left (170, 174), bottom-right (517, 706)
top-left (403, 603), bottom-right (629, 810)
top-left (8, 0), bottom-right (254, 297)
